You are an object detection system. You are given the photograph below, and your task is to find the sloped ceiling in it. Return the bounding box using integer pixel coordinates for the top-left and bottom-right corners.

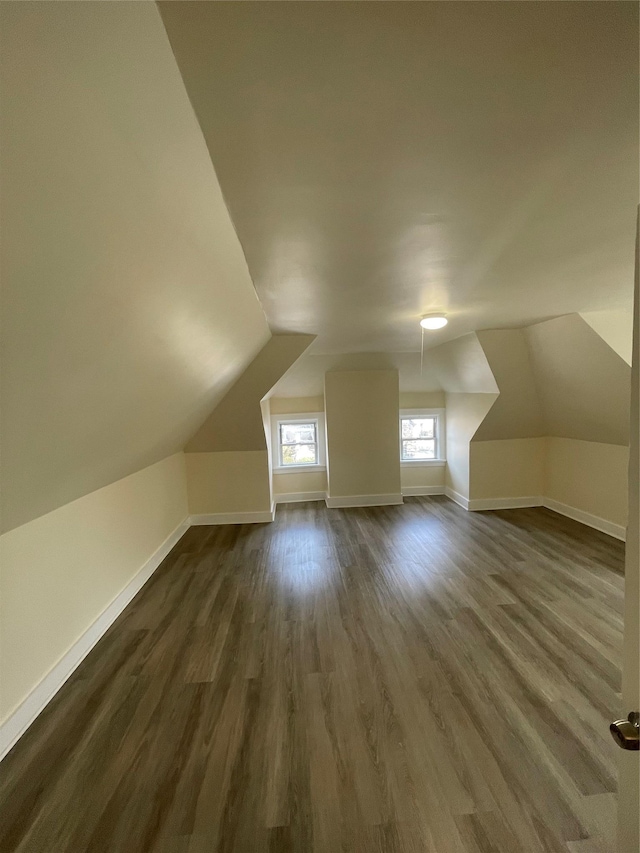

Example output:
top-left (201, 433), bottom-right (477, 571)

top-left (580, 310), bottom-right (633, 366)
top-left (473, 329), bottom-right (544, 440)
top-left (426, 334), bottom-right (498, 394)
top-left (269, 332), bottom-right (498, 403)
top-left (467, 318), bottom-right (631, 444)
top-left (159, 0), bottom-right (638, 354)
top-left (186, 335), bottom-right (315, 452)
top-left (0, 2), bottom-right (270, 533)
top-left (269, 351), bottom-right (441, 398)
top-left (525, 315), bottom-right (631, 445)
top-left (3, 2), bottom-right (635, 536)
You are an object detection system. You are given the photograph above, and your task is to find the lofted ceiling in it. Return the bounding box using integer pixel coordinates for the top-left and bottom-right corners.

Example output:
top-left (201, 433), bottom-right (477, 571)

top-left (160, 0), bottom-right (638, 355)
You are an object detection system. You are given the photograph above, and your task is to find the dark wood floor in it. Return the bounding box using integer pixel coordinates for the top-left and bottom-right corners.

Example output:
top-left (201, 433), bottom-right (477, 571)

top-left (0, 497), bottom-right (625, 853)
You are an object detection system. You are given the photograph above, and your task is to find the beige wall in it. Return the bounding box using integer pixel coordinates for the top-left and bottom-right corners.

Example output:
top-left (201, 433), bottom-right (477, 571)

top-left (0, 2), bottom-right (271, 533)
top-left (445, 393), bottom-right (498, 499)
top-left (399, 391), bottom-right (445, 409)
top-left (470, 439), bottom-right (545, 500)
top-left (0, 453), bottom-right (188, 724)
top-left (185, 451), bottom-right (271, 515)
top-left (273, 470), bottom-right (328, 496)
top-left (544, 437), bottom-right (629, 528)
top-left (401, 465), bottom-right (446, 491)
top-left (325, 370), bottom-right (401, 498)
top-left (468, 436), bottom-right (628, 526)
top-left (269, 396), bottom-right (325, 414)
top-left (269, 392), bottom-right (446, 497)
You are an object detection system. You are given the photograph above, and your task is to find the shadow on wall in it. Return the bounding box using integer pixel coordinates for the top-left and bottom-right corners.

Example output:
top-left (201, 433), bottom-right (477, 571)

top-left (184, 335), bottom-right (315, 518)
top-left (422, 314), bottom-right (631, 525)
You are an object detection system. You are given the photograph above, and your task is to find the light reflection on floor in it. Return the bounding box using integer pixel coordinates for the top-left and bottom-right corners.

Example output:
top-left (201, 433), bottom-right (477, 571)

top-left (267, 500), bottom-right (454, 598)
top-left (268, 519), bottom-right (336, 594)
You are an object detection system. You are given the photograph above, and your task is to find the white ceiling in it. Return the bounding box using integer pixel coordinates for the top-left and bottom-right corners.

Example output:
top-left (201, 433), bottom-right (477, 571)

top-left (161, 1), bottom-right (638, 355)
top-left (271, 351), bottom-right (442, 398)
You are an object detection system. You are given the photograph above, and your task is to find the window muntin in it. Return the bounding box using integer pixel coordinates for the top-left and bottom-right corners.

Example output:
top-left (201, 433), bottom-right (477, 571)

top-left (399, 411), bottom-right (444, 462)
top-left (278, 421), bottom-right (319, 467)
top-left (271, 412), bottom-right (326, 471)
top-left (401, 416), bottom-right (436, 460)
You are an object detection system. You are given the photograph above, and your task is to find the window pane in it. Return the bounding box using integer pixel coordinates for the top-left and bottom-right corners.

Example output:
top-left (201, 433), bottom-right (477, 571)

top-left (402, 439), bottom-right (435, 460)
top-left (282, 443), bottom-right (318, 465)
top-left (401, 417), bottom-right (435, 440)
top-left (280, 423), bottom-right (316, 444)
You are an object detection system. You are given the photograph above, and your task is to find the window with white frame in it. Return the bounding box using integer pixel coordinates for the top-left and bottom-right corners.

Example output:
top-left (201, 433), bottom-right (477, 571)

top-left (271, 413), bottom-right (326, 471)
top-left (399, 409), bottom-right (445, 463)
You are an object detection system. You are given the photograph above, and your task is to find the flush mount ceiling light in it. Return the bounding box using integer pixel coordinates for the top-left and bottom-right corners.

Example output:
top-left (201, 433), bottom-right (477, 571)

top-left (419, 313), bottom-right (448, 376)
top-left (420, 313), bottom-right (448, 330)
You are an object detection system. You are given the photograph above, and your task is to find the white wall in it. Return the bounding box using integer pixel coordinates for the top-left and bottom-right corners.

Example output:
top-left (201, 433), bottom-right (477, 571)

top-left (0, 453), bottom-right (188, 730)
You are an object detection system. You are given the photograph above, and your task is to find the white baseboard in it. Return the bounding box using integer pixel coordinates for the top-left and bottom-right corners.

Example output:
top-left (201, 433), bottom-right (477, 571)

top-left (325, 493), bottom-right (404, 509)
top-left (443, 489), bottom-right (626, 541)
top-left (468, 495), bottom-right (543, 511)
top-left (444, 487), bottom-right (469, 510)
top-left (275, 491), bottom-right (327, 504)
top-left (542, 497), bottom-right (626, 541)
top-left (402, 486), bottom-right (446, 497)
top-left (0, 518), bottom-right (190, 763)
top-left (189, 507), bottom-right (275, 525)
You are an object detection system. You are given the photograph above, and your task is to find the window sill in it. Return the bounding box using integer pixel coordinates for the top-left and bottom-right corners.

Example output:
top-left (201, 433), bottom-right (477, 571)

top-left (400, 459), bottom-right (446, 468)
top-left (273, 464), bottom-right (327, 474)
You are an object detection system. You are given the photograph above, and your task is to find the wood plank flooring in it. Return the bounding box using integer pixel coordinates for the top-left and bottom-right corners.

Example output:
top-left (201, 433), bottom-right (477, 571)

top-left (0, 497), bottom-right (625, 852)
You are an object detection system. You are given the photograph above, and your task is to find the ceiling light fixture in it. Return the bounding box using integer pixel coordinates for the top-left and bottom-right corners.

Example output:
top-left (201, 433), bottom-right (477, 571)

top-left (419, 313), bottom-right (448, 377)
top-left (420, 313), bottom-right (448, 330)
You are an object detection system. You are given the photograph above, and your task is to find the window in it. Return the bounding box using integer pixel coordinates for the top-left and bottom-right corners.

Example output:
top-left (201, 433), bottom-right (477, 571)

top-left (399, 409), bottom-right (445, 464)
top-left (271, 413), bottom-right (326, 471)
top-left (401, 415), bottom-right (436, 460)
top-left (279, 421), bottom-right (318, 466)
